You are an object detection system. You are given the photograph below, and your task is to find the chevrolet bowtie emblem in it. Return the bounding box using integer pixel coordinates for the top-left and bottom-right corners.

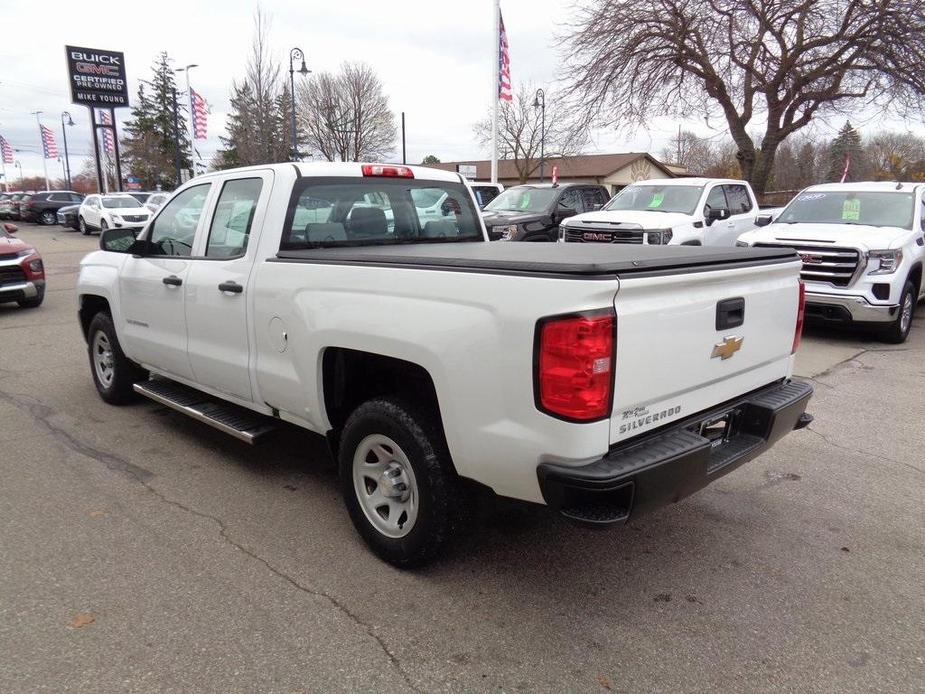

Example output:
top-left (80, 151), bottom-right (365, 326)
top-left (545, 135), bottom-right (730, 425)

top-left (711, 336), bottom-right (744, 360)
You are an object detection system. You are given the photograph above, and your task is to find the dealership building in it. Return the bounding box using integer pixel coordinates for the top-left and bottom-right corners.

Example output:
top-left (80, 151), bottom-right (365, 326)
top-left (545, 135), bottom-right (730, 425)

top-left (433, 152), bottom-right (682, 193)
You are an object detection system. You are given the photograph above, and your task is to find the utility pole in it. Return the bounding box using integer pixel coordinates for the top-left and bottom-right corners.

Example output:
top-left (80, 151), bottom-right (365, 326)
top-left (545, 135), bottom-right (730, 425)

top-left (175, 65), bottom-right (198, 178)
top-left (31, 111), bottom-right (50, 190)
top-left (401, 112), bottom-right (406, 165)
top-left (172, 88), bottom-right (181, 187)
top-left (533, 89), bottom-right (546, 182)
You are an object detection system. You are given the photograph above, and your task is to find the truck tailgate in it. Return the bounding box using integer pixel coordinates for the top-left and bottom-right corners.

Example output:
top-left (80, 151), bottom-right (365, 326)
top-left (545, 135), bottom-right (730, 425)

top-left (610, 259), bottom-right (802, 445)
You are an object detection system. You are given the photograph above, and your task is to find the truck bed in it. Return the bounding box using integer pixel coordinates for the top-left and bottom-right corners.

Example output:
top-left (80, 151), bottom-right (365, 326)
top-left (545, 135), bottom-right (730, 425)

top-left (273, 243), bottom-right (797, 279)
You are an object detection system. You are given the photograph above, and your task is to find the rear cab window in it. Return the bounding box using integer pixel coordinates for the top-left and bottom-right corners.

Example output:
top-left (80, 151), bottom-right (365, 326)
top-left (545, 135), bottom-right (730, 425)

top-left (280, 176), bottom-right (483, 250)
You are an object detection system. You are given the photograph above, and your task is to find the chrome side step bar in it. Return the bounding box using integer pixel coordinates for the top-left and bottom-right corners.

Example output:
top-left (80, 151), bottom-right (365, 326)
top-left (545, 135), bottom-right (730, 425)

top-left (134, 379), bottom-right (277, 444)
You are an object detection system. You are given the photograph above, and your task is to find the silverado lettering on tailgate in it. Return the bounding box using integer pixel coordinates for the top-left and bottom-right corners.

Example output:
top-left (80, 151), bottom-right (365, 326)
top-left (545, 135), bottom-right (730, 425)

top-left (619, 403), bottom-right (682, 435)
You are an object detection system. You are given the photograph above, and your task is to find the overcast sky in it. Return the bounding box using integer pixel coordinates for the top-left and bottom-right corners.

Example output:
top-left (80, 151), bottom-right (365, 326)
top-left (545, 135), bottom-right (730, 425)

top-left (1, 0), bottom-right (923, 186)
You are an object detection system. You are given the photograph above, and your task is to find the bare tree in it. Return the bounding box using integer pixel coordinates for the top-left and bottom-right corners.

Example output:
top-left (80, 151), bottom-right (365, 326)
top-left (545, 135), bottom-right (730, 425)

top-left (561, 0), bottom-right (925, 193)
top-left (217, 8), bottom-right (289, 167)
top-left (866, 132), bottom-right (925, 179)
top-left (474, 84), bottom-right (588, 183)
top-left (297, 62), bottom-right (396, 162)
top-left (660, 130), bottom-right (717, 174)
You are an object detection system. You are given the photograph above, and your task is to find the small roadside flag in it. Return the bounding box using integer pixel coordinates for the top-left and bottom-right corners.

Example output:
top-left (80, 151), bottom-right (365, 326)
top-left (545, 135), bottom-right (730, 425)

top-left (840, 153), bottom-right (851, 183)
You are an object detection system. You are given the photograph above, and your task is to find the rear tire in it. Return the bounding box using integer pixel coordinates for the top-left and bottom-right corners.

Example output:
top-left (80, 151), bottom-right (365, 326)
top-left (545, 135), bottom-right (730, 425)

top-left (87, 312), bottom-right (148, 405)
top-left (40, 210), bottom-right (56, 225)
top-left (80, 217), bottom-right (89, 235)
top-left (338, 397), bottom-right (463, 568)
top-left (881, 281), bottom-right (915, 344)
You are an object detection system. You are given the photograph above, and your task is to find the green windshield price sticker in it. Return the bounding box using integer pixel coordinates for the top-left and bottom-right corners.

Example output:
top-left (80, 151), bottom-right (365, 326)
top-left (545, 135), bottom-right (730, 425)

top-left (649, 192), bottom-right (665, 208)
top-left (519, 193), bottom-right (531, 209)
top-left (842, 198), bottom-right (861, 221)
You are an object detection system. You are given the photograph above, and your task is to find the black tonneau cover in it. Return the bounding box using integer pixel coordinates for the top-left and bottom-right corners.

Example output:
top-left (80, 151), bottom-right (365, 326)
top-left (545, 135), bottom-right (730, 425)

top-left (273, 242), bottom-right (798, 279)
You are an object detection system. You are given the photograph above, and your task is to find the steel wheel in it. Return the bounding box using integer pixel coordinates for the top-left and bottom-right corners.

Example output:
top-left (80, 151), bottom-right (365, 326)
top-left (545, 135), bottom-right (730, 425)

top-left (92, 330), bottom-right (115, 389)
top-left (899, 292), bottom-right (913, 335)
top-left (352, 434), bottom-right (419, 539)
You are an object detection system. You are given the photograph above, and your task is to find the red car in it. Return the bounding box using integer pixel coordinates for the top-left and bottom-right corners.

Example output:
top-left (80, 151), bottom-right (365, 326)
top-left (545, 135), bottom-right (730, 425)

top-left (0, 223), bottom-right (45, 308)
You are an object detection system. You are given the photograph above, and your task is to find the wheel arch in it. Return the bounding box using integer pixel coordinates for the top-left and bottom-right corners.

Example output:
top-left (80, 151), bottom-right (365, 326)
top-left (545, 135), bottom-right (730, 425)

top-left (907, 262), bottom-right (923, 299)
top-left (321, 347), bottom-right (447, 456)
top-left (78, 294), bottom-right (112, 342)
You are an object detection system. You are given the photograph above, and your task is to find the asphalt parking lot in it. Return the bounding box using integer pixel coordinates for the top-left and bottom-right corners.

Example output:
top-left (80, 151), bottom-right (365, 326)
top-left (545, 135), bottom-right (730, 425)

top-left (1, 224), bottom-right (923, 693)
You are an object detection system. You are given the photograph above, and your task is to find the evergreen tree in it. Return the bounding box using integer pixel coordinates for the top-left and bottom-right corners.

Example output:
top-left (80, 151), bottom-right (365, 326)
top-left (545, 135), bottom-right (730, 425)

top-left (421, 155), bottom-right (441, 165)
top-left (121, 53), bottom-right (191, 189)
top-left (826, 122), bottom-right (863, 182)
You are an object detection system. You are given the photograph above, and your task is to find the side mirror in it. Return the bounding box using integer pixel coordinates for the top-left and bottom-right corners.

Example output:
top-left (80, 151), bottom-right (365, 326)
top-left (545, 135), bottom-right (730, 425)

top-left (754, 213), bottom-right (774, 227)
top-left (556, 204), bottom-right (578, 221)
top-left (705, 207), bottom-right (730, 226)
top-left (100, 227), bottom-right (143, 254)
top-left (3, 223), bottom-right (17, 234)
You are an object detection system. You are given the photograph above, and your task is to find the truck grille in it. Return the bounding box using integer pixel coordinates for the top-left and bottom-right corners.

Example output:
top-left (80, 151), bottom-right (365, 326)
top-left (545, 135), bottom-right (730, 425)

top-left (0, 265), bottom-right (27, 286)
top-left (564, 228), bottom-right (644, 244)
top-left (754, 243), bottom-right (860, 287)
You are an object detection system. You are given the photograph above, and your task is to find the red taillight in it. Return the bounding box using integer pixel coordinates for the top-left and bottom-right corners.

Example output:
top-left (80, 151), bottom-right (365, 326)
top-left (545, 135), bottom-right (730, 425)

top-left (536, 310), bottom-right (615, 421)
top-left (792, 281), bottom-right (806, 354)
top-left (361, 164), bottom-right (414, 178)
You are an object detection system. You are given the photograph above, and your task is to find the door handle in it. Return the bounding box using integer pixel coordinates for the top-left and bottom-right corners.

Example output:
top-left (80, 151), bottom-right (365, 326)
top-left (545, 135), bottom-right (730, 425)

top-left (162, 275), bottom-right (182, 287)
top-left (218, 281), bottom-right (243, 294)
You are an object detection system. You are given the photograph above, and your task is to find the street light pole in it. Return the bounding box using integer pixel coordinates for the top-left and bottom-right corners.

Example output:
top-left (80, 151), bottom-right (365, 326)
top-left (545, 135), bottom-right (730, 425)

top-left (288, 48), bottom-right (310, 161)
top-left (533, 89), bottom-right (546, 183)
top-left (31, 111), bottom-right (50, 190)
top-left (175, 64), bottom-right (198, 177)
top-left (61, 111), bottom-right (75, 190)
top-left (14, 161), bottom-right (23, 190)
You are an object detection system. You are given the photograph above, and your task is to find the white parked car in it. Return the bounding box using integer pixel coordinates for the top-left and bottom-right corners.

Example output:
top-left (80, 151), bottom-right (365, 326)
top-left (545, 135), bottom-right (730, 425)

top-left (738, 181), bottom-right (925, 343)
top-left (76, 162), bottom-right (812, 567)
top-left (79, 194), bottom-right (153, 236)
top-left (144, 192), bottom-right (170, 214)
top-left (560, 177), bottom-right (760, 246)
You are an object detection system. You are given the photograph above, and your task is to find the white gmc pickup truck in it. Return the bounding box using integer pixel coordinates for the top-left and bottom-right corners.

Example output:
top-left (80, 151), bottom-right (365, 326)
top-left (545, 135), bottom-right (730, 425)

top-left (77, 162), bottom-right (812, 567)
top-left (560, 177), bottom-right (760, 246)
top-left (738, 182), bottom-right (924, 343)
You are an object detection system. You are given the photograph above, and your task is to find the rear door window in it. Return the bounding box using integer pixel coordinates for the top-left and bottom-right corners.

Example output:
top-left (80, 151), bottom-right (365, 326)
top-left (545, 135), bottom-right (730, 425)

top-left (281, 177), bottom-right (482, 249)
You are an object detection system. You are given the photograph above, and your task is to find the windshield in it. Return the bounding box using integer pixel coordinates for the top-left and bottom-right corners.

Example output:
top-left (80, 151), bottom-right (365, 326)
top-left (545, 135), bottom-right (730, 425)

top-left (778, 191), bottom-right (914, 229)
top-left (603, 185), bottom-right (704, 214)
top-left (102, 197), bottom-right (140, 209)
top-left (485, 187), bottom-right (558, 213)
top-left (281, 178), bottom-right (483, 249)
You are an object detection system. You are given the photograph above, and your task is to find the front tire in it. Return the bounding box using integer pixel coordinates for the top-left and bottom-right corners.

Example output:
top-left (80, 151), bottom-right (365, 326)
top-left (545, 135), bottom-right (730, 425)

top-left (40, 210), bottom-right (56, 225)
top-left (86, 312), bottom-right (147, 404)
top-left (881, 281), bottom-right (915, 344)
top-left (79, 217), bottom-right (89, 235)
top-left (17, 284), bottom-right (45, 309)
top-left (339, 398), bottom-right (463, 568)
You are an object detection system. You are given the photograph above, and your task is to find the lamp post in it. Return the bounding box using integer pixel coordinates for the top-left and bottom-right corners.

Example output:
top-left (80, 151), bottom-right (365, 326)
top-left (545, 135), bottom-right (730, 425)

top-left (61, 111), bottom-right (75, 190)
top-left (533, 88), bottom-right (546, 183)
top-left (14, 161), bottom-right (23, 190)
top-left (175, 64), bottom-right (198, 177)
top-left (288, 48), bottom-right (310, 161)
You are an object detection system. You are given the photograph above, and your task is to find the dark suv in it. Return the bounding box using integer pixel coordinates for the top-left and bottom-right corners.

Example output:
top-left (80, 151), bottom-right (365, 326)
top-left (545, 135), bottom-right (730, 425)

top-left (21, 191), bottom-right (85, 225)
top-left (480, 183), bottom-right (610, 241)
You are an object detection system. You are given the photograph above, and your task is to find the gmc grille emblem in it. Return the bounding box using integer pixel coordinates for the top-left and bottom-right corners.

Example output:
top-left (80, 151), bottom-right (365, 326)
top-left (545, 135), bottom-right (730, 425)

top-left (799, 253), bottom-right (823, 265)
top-left (583, 232), bottom-right (611, 242)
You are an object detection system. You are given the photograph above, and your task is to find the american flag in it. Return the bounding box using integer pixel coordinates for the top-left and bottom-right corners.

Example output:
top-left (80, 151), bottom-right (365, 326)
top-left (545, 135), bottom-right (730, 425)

top-left (0, 135), bottom-right (13, 164)
top-left (498, 10), bottom-right (512, 102)
top-left (40, 125), bottom-right (58, 159)
top-left (99, 110), bottom-right (115, 155)
top-left (191, 88), bottom-right (208, 140)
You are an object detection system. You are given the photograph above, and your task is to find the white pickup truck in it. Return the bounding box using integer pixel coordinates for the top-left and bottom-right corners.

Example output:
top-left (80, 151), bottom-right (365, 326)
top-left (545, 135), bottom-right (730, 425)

top-left (77, 162), bottom-right (812, 567)
top-left (560, 177), bottom-right (760, 246)
top-left (738, 182), bottom-right (924, 343)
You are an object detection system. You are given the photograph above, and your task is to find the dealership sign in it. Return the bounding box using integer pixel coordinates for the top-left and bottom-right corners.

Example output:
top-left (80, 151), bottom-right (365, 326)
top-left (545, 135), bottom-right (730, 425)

top-left (65, 46), bottom-right (129, 107)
